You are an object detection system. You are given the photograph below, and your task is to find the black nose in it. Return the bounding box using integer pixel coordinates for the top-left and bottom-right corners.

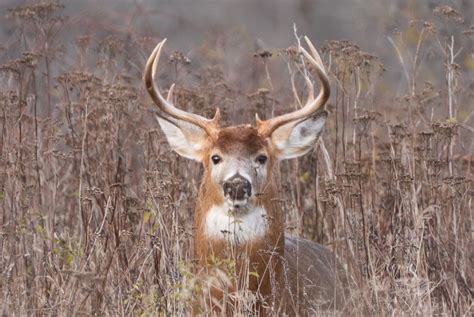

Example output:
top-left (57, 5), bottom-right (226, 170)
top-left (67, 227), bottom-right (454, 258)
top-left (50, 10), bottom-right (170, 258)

top-left (223, 175), bottom-right (252, 200)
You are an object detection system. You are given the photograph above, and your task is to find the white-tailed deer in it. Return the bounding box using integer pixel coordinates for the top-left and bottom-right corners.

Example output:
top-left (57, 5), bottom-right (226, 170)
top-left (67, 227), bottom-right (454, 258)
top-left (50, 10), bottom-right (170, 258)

top-left (144, 37), bottom-right (350, 315)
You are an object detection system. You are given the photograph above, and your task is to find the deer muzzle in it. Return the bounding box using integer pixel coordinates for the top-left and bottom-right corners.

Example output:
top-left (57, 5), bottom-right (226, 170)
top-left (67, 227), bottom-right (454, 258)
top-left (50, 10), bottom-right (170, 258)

top-left (223, 175), bottom-right (252, 208)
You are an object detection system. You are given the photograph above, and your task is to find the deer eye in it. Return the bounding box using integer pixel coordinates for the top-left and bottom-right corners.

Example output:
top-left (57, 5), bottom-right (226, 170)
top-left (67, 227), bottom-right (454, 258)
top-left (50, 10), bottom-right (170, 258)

top-left (256, 155), bottom-right (268, 165)
top-left (211, 155), bottom-right (222, 165)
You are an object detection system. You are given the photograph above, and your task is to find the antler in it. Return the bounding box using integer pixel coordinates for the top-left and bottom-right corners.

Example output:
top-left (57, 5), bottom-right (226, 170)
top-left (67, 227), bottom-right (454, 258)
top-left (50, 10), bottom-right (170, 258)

top-left (256, 36), bottom-right (330, 137)
top-left (144, 39), bottom-right (221, 138)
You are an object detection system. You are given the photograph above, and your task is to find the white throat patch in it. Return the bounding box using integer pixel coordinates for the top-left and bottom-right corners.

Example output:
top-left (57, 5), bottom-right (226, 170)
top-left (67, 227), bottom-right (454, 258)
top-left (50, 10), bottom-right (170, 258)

top-left (205, 204), bottom-right (268, 244)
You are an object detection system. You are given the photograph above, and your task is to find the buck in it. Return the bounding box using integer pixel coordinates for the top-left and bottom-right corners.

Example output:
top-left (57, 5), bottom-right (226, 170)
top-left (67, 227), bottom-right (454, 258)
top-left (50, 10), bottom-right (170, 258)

top-left (144, 37), bottom-right (350, 315)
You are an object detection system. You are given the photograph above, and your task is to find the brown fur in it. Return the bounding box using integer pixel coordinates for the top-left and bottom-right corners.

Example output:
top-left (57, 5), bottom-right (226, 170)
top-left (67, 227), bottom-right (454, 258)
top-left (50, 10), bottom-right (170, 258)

top-left (145, 38), bottom-right (349, 314)
top-left (214, 125), bottom-right (268, 155)
top-left (192, 126), bottom-right (349, 315)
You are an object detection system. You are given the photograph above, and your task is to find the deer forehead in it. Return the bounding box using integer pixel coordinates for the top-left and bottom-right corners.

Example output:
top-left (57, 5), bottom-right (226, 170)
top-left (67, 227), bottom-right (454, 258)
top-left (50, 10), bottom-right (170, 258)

top-left (212, 126), bottom-right (268, 155)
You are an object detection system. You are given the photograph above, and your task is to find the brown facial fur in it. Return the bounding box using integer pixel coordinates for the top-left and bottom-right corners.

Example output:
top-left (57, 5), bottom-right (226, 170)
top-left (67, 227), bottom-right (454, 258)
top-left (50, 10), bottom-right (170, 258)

top-left (196, 125), bottom-right (281, 227)
top-left (189, 124), bottom-right (349, 315)
top-left (214, 125), bottom-right (268, 155)
top-left (193, 124), bottom-right (286, 315)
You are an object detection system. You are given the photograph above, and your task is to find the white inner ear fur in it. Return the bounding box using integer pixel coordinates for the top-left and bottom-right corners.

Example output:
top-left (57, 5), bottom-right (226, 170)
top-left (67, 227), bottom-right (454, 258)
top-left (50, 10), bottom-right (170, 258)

top-left (205, 204), bottom-right (268, 244)
top-left (156, 115), bottom-right (208, 161)
top-left (271, 111), bottom-right (327, 160)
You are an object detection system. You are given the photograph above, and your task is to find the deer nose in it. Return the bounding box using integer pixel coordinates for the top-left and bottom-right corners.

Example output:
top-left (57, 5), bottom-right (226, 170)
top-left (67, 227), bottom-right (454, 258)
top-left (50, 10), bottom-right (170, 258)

top-left (223, 175), bottom-right (252, 201)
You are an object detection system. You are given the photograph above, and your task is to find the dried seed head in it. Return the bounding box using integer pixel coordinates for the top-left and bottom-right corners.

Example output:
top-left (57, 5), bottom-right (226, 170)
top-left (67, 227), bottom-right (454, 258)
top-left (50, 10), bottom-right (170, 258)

top-left (432, 122), bottom-right (458, 138)
top-left (388, 123), bottom-right (409, 143)
top-left (21, 52), bottom-right (41, 67)
top-left (6, 2), bottom-right (64, 21)
top-left (280, 46), bottom-right (301, 64)
top-left (253, 49), bottom-right (273, 59)
top-left (433, 5), bottom-right (464, 24)
top-left (169, 51), bottom-right (191, 65)
top-left (354, 111), bottom-right (378, 136)
top-left (75, 35), bottom-right (91, 50)
top-left (57, 72), bottom-right (101, 88)
top-left (462, 25), bottom-right (474, 36)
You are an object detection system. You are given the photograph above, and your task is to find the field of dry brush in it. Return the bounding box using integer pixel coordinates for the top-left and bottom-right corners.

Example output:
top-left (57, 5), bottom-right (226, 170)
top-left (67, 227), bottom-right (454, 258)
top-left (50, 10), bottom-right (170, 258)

top-left (0, 1), bottom-right (472, 315)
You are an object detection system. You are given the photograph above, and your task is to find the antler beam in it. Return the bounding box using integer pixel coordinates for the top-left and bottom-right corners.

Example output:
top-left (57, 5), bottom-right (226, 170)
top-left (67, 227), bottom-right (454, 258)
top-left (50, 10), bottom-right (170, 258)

top-left (144, 39), bottom-right (221, 138)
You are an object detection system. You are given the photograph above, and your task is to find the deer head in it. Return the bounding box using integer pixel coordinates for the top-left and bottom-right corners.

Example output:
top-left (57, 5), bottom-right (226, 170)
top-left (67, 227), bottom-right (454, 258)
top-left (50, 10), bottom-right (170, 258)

top-left (144, 37), bottom-right (329, 216)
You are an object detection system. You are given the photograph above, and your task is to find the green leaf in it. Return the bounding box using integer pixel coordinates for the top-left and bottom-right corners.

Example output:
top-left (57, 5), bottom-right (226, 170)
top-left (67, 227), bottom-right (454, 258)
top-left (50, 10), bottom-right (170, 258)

top-left (143, 211), bottom-right (152, 223)
top-left (447, 117), bottom-right (457, 124)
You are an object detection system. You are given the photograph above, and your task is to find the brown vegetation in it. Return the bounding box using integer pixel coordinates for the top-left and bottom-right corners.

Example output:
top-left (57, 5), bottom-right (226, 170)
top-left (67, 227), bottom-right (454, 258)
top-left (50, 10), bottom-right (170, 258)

top-left (0, 1), bottom-right (472, 315)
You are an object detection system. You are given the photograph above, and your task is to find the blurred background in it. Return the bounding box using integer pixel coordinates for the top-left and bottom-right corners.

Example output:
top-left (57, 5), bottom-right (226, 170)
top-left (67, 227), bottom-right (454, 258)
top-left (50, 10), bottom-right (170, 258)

top-left (0, 0), bottom-right (472, 315)
top-left (1, 0), bottom-right (473, 112)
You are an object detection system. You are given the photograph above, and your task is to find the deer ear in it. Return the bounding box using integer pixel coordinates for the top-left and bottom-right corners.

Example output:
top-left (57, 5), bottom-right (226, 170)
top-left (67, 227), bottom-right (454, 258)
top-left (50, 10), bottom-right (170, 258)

top-left (156, 115), bottom-right (208, 162)
top-left (271, 111), bottom-right (327, 160)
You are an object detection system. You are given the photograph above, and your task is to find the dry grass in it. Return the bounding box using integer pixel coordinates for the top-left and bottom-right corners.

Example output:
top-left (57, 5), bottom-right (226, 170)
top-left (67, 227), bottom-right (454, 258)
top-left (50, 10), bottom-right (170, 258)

top-left (0, 1), bottom-right (473, 315)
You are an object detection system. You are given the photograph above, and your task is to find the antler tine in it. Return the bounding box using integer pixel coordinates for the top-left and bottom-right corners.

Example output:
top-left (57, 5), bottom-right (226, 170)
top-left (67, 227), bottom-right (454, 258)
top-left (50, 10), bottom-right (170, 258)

top-left (166, 83), bottom-right (175, 101)
top-left (304, 36), bottom-right (327, 76)
top-left (144, 39), bottom-right (221, 138)
top-left (303, 74), bottom-right (315, 103)
top-left (256, 37), bottom-right (330, 137)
